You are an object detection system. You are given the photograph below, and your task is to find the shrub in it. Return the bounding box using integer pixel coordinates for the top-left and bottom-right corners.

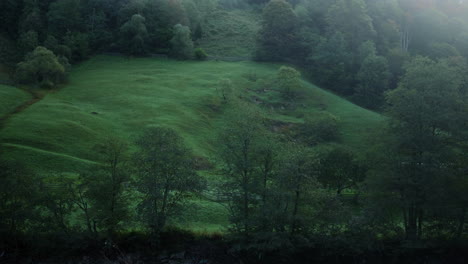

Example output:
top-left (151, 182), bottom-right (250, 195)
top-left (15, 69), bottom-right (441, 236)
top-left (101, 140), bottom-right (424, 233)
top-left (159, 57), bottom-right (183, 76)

top-left (194, 47), bottom-right (208, 60)
top-left (277, 66), bottom-right (302, 100)
top-left (298, 112), bottom-right (340, 145)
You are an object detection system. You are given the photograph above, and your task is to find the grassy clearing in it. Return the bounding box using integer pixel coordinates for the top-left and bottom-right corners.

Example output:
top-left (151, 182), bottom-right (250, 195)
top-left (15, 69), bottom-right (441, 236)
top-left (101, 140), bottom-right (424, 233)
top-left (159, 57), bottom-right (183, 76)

top-left (197, 9), bottom-right (260, 57)
top-left (0, 55), bottom-right (384, 231)
top-left (0, 84), bottom-right (32, 117)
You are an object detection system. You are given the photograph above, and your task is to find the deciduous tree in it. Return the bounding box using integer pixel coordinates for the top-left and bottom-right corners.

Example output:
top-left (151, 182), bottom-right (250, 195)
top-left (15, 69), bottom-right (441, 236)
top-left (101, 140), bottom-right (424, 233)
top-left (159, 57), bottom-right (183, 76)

top-left (257, 0), bottom-right (298, 61)
top-left (120, 14), bottom-right (148, 55)
top-left (15, 46), bottom-right (66, 88)
top-left (134, 127), bottom-right (205, 236)
top-left (170, 24), bottom-right (194, 59)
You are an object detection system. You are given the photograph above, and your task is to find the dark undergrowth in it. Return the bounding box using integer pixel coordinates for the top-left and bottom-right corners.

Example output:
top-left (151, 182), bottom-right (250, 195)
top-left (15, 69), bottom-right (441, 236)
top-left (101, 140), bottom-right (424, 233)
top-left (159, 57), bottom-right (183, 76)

top-left (2, 230), bottom-right (468, 264)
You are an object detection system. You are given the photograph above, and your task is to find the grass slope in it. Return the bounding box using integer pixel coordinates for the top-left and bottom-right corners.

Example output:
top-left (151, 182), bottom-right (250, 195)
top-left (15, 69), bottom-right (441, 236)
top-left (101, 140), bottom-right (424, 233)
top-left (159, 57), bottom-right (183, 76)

top-left (0, 55), bottom-right (384, 231)
top-left (197, 9), bottom-right (260, 57)
top-left (0, 56), bottom-right (383, 171)
top-left (0, 84), bottom-right (32, 117)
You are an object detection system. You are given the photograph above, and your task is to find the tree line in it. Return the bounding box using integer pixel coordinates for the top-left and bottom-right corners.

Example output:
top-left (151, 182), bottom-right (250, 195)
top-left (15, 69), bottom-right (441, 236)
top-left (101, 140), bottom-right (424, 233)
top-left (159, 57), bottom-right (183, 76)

top-left (257, 0), bottom-right (468, 109)
top-left (0, 0), bottom-right (468, 260)
top-left (1, 0), bottom-right (211, 88)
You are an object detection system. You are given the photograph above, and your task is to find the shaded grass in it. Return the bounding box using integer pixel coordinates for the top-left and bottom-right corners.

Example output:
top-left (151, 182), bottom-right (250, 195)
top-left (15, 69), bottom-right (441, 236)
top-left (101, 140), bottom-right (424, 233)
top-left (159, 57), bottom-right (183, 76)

top-left (0, 84), bottom-right (32, 117)
top-left (0, 55), bottom-right (384, 231)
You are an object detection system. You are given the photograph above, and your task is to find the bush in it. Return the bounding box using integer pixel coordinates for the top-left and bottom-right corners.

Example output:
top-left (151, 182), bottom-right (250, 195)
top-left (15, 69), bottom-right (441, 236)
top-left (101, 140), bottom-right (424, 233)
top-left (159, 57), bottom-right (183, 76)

top-left (277, 66), bottom-right (302, 100)
top-left (15, 46), bottom-right (66, 88)
top-left (298, 112), bottom-right (340, 145)
top-left (194, 47), bottom-right (208, 60)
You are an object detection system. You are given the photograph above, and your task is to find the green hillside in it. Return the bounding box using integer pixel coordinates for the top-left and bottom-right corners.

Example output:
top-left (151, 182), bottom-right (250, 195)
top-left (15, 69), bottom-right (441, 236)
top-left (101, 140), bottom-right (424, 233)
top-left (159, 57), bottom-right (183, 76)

top-left (0, 56), bottom-right (383, 172)
top-left (0, 56), bottom-right (384, 232)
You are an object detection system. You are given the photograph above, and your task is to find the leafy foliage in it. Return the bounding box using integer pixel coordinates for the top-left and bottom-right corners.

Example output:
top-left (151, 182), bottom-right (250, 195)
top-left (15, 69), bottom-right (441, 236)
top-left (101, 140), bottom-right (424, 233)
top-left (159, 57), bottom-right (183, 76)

top-left (15, 46), bottom-right (66, 88)
top-left (257, 0), bottom-right (298, 61)
top-left (298, 112), bottom-right (340, 145)
top-left (134, 127), bottom-right (206, 234)
top-left (355, 55), bottom-right (390, 109)
top-left (120, 14), bottom-right (148, 56)
top-left (276, 66), bottom-right (302, 100)
top-left (194, 47), bottom-right (208, 60)
top-left (171, 24), bottom-right (194, 59)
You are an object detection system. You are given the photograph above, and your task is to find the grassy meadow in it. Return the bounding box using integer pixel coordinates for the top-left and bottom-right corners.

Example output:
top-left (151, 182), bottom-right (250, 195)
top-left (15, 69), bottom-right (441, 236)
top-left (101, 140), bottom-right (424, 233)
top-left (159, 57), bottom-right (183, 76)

top-left (0, 55), bottom-right (384, 232)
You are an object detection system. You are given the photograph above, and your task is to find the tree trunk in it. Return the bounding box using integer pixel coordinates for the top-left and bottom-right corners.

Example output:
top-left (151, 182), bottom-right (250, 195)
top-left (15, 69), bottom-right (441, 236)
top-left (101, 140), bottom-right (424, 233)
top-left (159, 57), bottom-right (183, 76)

top-left (291, 190), bottom-right (300, 235)
top-left (400, 24), bottom-right (410, 52)
top-left (456, 206), bottom-right (466, 239)
top-left (84, 207), bottom-right (93, 235)
top-left (417, 209), bottom-right (423, 239)
top-left (405, 205), bottom-right (418, 241)
top-left (243, 175), bottom-right (249, 237)
top-left (159, 183), bottom-right (170, 233)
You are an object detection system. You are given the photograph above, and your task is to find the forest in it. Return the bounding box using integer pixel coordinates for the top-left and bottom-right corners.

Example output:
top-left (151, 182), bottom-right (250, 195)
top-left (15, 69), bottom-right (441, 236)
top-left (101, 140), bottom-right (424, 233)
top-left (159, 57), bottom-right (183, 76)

top-left (0, 0), bottom-right (468, 263)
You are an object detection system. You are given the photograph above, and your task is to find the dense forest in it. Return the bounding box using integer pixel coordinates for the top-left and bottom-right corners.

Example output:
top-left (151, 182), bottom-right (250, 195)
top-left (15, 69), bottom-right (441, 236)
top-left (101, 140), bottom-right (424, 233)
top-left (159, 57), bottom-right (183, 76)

top-left (1, 0), bottom-right (468, 263)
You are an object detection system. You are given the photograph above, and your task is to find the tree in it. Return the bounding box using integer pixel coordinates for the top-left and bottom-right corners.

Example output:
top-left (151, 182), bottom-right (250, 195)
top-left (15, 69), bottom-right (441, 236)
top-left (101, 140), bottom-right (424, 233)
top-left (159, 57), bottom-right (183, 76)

top-left (378, 56), bottom-right (464, 241)
top-left (67, 175), bottom-right (96, 236)
top-left (85, 9), bottom-right (112, 51)
top-left (0, 161), bottom-right (39, 243)
top-left (15, 46), bottom-right (66, 88)
top-left (39, 176), bottom-right (75, 234)
top-left (276, 66), bottom-right (302, 100)
top-left (357, 40), bottom-right (377, 64)
top-left (19, 4), bottom-right (45, 36)
top-left (84, 139), bottom-right (131, 237)
top-left (170, 24), bottom-right (194, 59)
top-left (427, 42), bottom-right (460, 59)
top-left (218, 103), bottom-right (266, 237)
top-left (317, 147), bottom-right (366, 195)
top-left (277, 145), bottom-right (318, 234)
top-left (134, 127), bottom-right (205, 236)
top-left (47, 0), bottom-right (83, 36)
top-left (167, 0), bottom-right (190, 26)
top-left (18, 30), bottom-right (39, 54)
top-left (326, 0), bottom-right (376, 53)
top-left (308, 32), bottom-right (352, 94)
top-left (365, 0), bottom-right (402, 54)
top-left (0, 0), bottom-right (22, 38)
top-left (120, 14), bottom-right (148, 55)
top-left (0, 35), bottom-right (20, 67)
top-left (257, 0), bottom-right (298, 61)
top-left (355, 55), bottom-right (390, 109)
top-left (64, 32), bottom-right (89, 62)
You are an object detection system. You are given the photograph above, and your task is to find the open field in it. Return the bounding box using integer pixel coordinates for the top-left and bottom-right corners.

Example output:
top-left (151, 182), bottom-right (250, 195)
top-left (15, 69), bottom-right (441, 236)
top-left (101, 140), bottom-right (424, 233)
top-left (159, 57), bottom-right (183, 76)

top-left (0, 55), bottom-right (384, 231)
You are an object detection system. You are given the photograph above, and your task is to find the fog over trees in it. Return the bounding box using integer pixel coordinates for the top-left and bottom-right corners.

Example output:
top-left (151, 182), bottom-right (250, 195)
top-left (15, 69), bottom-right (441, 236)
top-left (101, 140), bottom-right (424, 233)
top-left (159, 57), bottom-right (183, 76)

top-left (0, 0), bottom-right (468, 263)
